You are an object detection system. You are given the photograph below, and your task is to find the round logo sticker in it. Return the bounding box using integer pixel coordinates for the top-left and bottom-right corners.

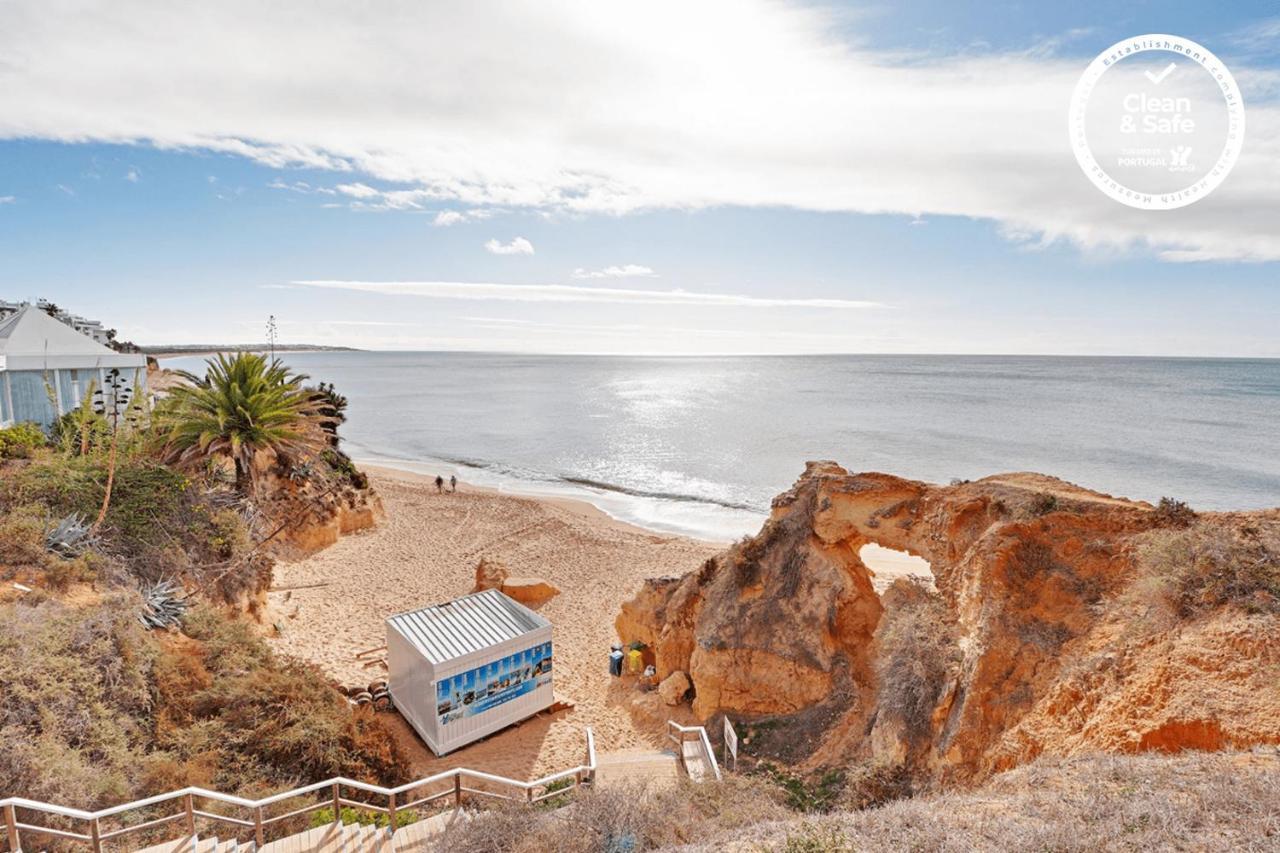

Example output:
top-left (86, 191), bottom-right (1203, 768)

top-left (1069, 34), bottom-right (1245, 210)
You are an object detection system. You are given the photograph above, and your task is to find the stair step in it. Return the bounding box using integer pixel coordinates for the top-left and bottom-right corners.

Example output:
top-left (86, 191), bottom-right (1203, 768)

top-left (391, 809), bottom-right (468, 852)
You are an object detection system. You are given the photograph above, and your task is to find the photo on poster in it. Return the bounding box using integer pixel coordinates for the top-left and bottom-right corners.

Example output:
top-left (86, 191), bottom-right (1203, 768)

top-left (436, 642), bottom-right (553, 726)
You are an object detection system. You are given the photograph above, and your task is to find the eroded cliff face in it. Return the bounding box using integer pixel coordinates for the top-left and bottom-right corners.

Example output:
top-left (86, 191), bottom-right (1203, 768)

top-left (251, 449), bottom-right (384, 559)
top-left (619, 464), bottom-right (882, 719)
top-left (616, 461), bottom-right (1280, 780)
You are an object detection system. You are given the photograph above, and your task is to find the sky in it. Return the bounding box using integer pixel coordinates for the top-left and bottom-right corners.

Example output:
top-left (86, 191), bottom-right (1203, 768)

top-left (0, 1), bottom-right (1277, 356)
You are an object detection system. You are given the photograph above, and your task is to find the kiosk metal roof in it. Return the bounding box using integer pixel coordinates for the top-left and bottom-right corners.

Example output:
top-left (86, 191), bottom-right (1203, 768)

top-left (387, 589), bottom-right (549, 664)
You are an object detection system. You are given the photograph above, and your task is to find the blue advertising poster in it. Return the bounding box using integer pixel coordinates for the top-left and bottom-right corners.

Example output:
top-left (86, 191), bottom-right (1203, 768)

top-left (435, 642), bottom-right (553, 727)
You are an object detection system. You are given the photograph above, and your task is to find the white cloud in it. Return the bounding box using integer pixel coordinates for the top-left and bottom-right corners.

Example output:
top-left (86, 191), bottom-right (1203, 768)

top-left (0, 196), bottom-right (15, 204)
top-left (484, 237), bottom-right (534, 255)
top-left (433, 208), bottom-right (493, 226)
top-left (572, 264), bottom-right (656, 279)
top-left (55, 183), bottom-right (75, 196)
top-left (268, 178), bottom-right (339, 198)
top-left (0, 1), bottom-right (1276, 260)
top-left (292, 279), bottom-right (880, 308)
top-left (334, 182), bottom-right (380, 199)
top-left (125, 166), bottom-right (140, 182)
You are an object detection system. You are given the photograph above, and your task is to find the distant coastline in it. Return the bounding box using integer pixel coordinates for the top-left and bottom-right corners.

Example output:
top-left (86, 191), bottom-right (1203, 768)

top-left (145, 344), bottom-right (361, 358)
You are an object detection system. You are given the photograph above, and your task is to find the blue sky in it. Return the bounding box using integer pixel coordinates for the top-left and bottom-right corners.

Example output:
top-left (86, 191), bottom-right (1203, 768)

top-left (1, 1), bottom-right (1277, 355)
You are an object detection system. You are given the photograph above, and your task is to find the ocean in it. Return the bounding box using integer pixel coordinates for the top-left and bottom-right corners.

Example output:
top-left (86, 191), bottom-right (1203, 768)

top-left (166, 352), bottom-right (1280, 541)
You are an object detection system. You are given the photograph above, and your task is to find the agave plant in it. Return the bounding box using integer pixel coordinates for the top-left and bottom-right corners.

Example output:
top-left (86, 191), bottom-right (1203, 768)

top-left (138, 579), bottom-right (188, 629)
top-left (45, 513), bottom-right (96, 557)
top-left (154, 353), bottom-right (325, 494)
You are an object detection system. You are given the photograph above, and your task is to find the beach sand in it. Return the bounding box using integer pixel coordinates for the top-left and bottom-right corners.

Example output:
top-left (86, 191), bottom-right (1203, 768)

top-left (266, 466), bottom-right (932, 781)
top-left (265, 466), bottom-right (721, 780)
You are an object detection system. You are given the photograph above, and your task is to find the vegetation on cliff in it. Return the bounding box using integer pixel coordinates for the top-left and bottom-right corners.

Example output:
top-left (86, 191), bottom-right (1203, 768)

top-left (156, 352), bottom-right (326, 493)
top-left (0, 354), bottom-right (403, 818)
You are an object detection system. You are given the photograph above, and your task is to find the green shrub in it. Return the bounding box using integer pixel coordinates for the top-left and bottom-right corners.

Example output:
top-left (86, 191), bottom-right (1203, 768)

top-left (1, 456), bottom-right (267, 602)
top-left (0, 422), bottom-right (47, 458)
top-left (52, 409), bottom-right (111, 457)
top-left (309, 806), bottom-right (417, 829)
top-left (757, 764), bottom-right (847, 814)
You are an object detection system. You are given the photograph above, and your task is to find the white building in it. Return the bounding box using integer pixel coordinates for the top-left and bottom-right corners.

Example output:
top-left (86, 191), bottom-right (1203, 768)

top-left (386, 589), bottom-right (555, 755)
top-left (0, 304), bottom-right (147, 428)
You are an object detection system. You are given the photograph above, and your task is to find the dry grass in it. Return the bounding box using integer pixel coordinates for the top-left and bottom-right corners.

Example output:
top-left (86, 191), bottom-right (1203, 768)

top-left (0, 503), bottom-right (48, 565)
top-left (1138, 522), bottom-right (1280, 617)
top-left (873, 578), bottom-right (960, 745)
top-left (671, 750), bottom-right (1280, 852)
top-left (440, 777), bottom-right (791, 852)
top-left (0, 597), bottom-right (409, 816)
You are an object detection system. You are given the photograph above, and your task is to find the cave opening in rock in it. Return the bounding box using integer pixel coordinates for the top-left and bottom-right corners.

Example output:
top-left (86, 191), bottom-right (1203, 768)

top-left (859, 543), bottom-right (933, 593)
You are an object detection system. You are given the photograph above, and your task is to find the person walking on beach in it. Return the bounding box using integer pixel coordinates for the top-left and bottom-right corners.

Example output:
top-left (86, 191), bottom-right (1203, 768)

top-left (450, 474), bottom-right (457, 493)
top-left (435, 475), bottom-right (444, 493)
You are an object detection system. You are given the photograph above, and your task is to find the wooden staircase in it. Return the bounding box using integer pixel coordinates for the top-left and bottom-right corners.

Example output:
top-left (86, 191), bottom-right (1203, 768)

top-left (1, 723), bottom-right (731, 853)
top-left (130, 810), bottom-right (469, 853)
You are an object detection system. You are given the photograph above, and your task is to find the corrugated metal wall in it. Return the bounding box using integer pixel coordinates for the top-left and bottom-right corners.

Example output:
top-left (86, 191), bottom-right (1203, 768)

top-left (389, 623), bottom-right (554, 755)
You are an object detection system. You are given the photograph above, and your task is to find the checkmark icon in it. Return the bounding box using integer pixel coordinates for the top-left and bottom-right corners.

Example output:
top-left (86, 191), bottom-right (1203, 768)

top-left (1145, 62), bottom-right (1177, 85)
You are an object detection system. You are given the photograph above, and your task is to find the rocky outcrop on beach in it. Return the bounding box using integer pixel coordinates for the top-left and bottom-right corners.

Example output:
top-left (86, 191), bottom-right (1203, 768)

top-left (616, 462), bottom-right (1280, 780)
top-left (473, 556), bottom-right (561, 606)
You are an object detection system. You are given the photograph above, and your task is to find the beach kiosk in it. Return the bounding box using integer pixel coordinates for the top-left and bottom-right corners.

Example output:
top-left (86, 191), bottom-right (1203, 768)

top-left (386, 589), bottom-right (554, 755)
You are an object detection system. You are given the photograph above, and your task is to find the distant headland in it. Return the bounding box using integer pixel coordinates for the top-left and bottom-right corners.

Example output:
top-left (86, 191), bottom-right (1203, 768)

top-left (142, 343), bottom-right (361, 357)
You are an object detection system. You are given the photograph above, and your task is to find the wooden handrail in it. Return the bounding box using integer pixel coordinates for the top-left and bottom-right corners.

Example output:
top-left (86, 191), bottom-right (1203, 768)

top-left (0, 726), bottom-right (598, 850)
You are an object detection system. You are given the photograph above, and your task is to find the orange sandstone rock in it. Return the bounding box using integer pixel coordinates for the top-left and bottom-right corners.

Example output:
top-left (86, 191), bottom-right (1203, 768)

top-left (617, 461), bottom-right (1280, 781)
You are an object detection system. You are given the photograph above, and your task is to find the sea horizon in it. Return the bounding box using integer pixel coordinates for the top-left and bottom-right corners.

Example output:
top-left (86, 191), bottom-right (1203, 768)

top-left (165, 351), bottom-right (1280, 541)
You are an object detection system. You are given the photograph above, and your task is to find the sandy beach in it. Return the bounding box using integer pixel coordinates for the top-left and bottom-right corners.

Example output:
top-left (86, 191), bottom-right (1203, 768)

top-left (266, 465), bottom-right (931, 781)
top-left (266, 466), bottom-right (723, 779)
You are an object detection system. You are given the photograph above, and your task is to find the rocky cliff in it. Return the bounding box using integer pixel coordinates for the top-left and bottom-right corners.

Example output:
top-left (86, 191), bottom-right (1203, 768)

top-left (616, 462), bottom-right (1280, 780)
top-left (251, 450), bottom-right (383, 558)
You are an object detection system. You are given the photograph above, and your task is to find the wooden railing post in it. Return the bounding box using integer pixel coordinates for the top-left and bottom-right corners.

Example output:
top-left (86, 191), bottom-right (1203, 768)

top-left (4, 803), bottom-right (19, 853)
top-left (386, 793), bottom-right (397, 833)
top-left (253, 807), bottom-right (264, 848)
top-left (331, 782), bottom-right (342, 825)
top-left (453, 773), bottom-right (462, 808)
top-left (184, 793), bottom-right (196, 839)
top-left (89, 817), bottom-right (102, 853)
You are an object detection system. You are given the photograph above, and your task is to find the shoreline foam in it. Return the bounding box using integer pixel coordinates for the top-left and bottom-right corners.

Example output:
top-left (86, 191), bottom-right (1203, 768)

top-left (348, 449), bottom-right (762, 542)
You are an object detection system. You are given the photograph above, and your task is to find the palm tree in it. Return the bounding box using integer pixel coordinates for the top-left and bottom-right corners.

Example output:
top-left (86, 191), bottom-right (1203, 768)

top-left (155, 353), bottom-right (324, 493)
